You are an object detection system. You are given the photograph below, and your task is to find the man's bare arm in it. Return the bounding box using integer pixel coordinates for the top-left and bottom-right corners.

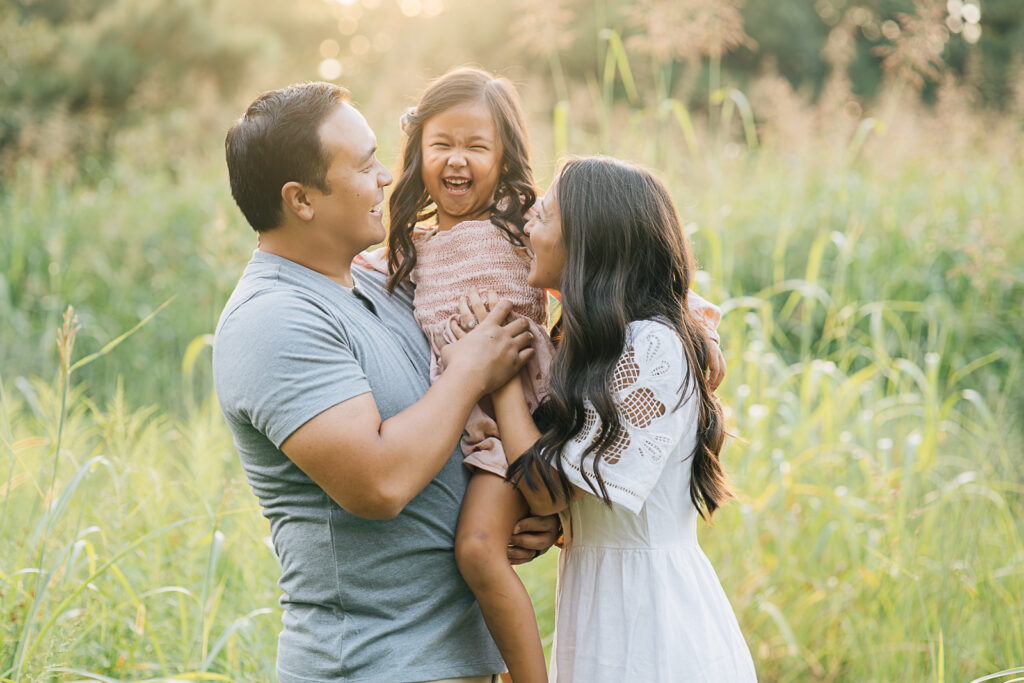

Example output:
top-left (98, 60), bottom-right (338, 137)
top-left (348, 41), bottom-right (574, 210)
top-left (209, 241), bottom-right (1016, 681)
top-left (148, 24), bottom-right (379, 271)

top-left (281, 301), bottom-right (534, 519)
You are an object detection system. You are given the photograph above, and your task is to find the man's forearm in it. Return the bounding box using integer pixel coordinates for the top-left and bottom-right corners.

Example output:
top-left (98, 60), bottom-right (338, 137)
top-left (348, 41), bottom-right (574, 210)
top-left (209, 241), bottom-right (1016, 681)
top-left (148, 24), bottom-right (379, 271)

top-left (371, 366), bottom-right (486, 512)
top-left (282, 302), bottom-right (532, 519)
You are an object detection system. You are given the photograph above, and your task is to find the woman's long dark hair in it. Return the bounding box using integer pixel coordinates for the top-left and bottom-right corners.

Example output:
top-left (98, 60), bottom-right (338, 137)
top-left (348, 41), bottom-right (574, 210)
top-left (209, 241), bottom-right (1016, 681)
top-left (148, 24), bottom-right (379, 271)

top-left (386, 67), bottom-right (536, 292)
top-left (507, 157), bottom-right (732, 520)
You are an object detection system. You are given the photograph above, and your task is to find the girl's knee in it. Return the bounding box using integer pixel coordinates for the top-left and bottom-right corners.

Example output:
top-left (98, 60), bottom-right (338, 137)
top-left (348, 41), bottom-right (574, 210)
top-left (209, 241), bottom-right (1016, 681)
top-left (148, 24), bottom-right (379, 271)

top-left (455, 525), bottom-right (508, 587)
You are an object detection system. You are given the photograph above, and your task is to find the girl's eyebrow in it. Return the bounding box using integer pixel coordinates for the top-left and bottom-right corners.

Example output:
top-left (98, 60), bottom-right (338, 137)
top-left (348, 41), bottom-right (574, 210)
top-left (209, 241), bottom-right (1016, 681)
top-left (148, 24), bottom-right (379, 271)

top-left (425, 131), bottom-right (493, 143)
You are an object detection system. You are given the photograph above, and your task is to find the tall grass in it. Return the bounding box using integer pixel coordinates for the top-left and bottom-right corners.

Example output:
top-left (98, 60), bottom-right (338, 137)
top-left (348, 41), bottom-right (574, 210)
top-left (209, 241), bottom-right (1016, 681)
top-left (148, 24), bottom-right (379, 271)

top-left (3, 38), bottom-right (1023, 683)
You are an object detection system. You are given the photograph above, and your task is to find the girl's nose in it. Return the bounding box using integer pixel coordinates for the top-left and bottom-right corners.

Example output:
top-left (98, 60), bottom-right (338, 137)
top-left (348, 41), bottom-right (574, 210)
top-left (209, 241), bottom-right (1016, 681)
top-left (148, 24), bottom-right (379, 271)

top-left (447, 151), bottom-right (467, 168)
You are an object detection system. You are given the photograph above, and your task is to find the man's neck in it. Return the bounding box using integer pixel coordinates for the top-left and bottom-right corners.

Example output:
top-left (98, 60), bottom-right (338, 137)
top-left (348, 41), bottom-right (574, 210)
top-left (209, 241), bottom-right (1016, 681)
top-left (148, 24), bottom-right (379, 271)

top-left (258, 229), bottom-right (357, 288)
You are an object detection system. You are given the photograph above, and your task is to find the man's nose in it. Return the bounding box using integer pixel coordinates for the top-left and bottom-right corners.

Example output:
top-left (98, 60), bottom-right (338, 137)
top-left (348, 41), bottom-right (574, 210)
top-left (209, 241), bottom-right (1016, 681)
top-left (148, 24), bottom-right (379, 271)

top-left (379, 166), bottom-right (393, 186)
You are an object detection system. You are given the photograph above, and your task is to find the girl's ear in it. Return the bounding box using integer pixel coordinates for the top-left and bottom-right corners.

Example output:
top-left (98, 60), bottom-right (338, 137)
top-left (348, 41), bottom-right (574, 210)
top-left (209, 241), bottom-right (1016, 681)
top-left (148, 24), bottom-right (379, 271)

top-left (282, 181), bottom-right (315, 222)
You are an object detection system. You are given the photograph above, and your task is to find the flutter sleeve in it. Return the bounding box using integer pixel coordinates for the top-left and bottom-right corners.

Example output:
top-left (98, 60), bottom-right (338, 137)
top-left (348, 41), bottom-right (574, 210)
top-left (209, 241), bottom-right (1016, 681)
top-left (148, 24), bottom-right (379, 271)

top-left (557, 320), bottom-right (697, 514)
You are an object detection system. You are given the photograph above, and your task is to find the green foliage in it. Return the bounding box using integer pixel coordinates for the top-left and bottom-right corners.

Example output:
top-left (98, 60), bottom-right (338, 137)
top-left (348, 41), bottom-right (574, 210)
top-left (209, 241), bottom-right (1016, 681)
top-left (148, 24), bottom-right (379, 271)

top-left (3, 92), bottom-right (1023, 678)
top-left (1, 379), bottom-right (281, 681)
top-left (2, 3), bottom-right (1023, 680)
top-left (0, 0), bottom-right (313, 167)
top-left (0, 151), bottom-right (252, 410)
top-left (4, 0), bottom-right (1024, 175)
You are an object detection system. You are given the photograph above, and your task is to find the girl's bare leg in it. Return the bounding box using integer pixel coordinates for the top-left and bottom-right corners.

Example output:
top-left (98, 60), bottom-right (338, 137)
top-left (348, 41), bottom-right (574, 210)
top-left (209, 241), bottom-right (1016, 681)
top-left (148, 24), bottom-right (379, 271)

top-left (456, 471), bottom-right (547, 683)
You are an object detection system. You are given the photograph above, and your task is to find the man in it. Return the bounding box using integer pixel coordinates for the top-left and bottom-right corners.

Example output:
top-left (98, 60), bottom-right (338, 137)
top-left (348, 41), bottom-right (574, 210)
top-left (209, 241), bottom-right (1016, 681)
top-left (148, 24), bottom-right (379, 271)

top-left (214, 82), bottom-right (555, 683)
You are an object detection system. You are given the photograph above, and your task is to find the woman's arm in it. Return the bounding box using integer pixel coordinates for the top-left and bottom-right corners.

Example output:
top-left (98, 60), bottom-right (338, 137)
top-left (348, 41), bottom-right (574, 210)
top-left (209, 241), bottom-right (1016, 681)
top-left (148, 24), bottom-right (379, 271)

top-left (453, 288), bottom-right (581, 515)
top-left (491, 376), bottom-right (580, 516)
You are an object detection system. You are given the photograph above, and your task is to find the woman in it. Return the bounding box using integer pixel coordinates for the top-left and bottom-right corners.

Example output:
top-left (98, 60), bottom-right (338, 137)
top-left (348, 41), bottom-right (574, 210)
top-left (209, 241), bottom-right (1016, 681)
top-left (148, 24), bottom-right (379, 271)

top-left (452, 156), bottom-right (757, 682)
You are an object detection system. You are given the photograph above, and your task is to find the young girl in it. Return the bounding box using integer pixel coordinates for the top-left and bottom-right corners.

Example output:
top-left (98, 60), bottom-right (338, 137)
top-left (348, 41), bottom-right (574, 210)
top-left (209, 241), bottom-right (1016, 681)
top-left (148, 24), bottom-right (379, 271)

top-left (373, 68), bottom-right (727, 682)
top-left (454, 157), bottom-right (758, 682)
top-left (385, 66), bottom-right (553, 683)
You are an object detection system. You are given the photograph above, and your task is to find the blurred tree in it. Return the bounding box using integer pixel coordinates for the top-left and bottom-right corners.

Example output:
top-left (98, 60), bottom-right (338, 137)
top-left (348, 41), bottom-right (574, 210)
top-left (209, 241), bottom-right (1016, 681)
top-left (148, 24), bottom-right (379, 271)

top-left (0, 0), bottom-right (265, 171)
top-left (2, 0), bottom-right (1021, 175)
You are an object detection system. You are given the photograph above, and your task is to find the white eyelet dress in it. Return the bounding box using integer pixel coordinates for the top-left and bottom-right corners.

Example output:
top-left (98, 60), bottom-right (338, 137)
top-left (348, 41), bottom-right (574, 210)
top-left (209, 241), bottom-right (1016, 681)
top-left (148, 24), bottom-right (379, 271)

top-left (550, 319), bottom-right (757, 683)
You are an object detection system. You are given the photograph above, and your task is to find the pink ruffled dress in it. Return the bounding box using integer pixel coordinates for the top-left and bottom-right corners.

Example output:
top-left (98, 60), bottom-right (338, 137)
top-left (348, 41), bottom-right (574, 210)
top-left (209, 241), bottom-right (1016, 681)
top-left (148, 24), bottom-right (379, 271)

top-left (357, 219), bottom-right (554, 477)
top-left (354, 218), bottom-right (723, 477)
top-left (411, 219), bottom-right (554, 476)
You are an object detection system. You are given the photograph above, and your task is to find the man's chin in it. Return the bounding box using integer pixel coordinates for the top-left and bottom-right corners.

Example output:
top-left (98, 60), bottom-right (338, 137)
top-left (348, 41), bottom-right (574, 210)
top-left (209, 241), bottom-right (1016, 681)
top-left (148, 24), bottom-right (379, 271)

top-left (367, 221), bottom-right (387, 247)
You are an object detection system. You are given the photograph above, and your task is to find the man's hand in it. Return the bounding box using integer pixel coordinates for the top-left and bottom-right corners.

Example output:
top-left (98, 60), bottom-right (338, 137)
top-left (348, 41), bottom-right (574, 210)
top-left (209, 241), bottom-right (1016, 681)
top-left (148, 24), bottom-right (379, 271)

top-left (506, 514), bottom-right (561, 566)
top-left (442, 291), bottom-right (534, 395)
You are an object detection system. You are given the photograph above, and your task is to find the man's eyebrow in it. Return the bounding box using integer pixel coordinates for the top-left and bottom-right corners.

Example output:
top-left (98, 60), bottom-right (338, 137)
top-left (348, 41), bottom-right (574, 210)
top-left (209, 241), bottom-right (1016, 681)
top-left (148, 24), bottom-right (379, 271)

top-left (359, 144), bottom-right (377, 165)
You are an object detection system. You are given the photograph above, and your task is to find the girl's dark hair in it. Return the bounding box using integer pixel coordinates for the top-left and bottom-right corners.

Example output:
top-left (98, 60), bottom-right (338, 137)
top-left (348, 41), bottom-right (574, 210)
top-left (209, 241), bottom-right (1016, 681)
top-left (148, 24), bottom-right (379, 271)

top-left (507, 156), bottom-right (732, 520)
top-left (386, 67), bottom-right (536, 292)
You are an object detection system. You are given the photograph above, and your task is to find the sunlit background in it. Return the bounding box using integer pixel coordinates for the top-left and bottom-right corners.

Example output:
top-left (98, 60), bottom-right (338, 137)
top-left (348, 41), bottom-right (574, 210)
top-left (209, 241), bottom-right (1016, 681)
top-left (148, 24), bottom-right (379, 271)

top-left (2, 1), bottom-right (1022, 681)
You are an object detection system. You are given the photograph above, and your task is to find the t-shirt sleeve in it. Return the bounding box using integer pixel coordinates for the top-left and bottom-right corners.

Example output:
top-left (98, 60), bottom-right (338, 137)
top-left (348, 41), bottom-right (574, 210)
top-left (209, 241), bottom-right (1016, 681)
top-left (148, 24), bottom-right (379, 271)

top-left (558, 321), bottom-right (695, 514)
top-left (214, 290), bottom-right (371, 449)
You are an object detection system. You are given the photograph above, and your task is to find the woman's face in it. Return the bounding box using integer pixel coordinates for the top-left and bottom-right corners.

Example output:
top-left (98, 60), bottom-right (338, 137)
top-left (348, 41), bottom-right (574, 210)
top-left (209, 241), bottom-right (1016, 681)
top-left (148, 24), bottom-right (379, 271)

top-left (524, 183), bottom-right (567, 290)
top-left (420, 98), bottom-right (504, 231)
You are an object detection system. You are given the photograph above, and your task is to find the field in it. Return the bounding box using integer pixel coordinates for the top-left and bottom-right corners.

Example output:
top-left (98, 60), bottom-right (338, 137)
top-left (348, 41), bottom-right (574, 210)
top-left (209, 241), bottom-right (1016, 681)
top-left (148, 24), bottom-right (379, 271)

top-left (2, 40), bottom-right (1024, 683)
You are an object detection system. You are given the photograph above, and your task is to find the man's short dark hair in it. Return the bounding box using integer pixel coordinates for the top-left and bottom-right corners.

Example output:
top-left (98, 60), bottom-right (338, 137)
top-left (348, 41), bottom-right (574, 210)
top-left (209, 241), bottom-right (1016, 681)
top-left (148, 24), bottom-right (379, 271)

top-left (225, 82), bottom-right (350, 232)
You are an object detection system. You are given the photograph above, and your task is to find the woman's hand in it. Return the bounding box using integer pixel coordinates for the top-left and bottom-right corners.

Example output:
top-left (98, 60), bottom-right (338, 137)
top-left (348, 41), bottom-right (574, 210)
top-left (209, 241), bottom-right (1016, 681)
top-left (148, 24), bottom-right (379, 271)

top-left (448, 288), bottom-right (504, 342)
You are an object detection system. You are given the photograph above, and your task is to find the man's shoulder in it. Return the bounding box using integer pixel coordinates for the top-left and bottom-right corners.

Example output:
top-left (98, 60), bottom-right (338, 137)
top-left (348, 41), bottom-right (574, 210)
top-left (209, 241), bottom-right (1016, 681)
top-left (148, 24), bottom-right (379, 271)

top-left (217, 276), bottom-right (334, 338)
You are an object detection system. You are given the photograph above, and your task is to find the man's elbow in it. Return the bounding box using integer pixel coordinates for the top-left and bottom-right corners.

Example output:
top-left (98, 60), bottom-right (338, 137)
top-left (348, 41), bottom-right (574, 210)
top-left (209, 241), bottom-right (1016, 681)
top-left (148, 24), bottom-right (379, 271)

top-left (339, 483), bottom-right (409, 520)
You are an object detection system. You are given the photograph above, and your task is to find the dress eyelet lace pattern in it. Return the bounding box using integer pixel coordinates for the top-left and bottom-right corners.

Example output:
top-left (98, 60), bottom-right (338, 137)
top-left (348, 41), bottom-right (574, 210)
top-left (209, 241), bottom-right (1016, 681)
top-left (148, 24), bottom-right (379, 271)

top-left (561, 320), bottom-right (690, 511)
top-left (550, 318), bottom-right (758, 682)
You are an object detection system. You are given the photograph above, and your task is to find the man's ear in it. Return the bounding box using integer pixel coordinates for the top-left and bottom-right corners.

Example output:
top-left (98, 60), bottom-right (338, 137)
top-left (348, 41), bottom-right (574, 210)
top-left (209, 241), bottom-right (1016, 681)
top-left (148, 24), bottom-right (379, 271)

top-left (282, 181), bottom-right (315, 222)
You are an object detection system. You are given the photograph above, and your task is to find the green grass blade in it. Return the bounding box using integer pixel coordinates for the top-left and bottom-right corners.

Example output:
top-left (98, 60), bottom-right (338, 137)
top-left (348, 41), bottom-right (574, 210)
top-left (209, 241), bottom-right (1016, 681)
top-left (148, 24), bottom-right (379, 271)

top-left (70, 297), bottom-right (175, 373)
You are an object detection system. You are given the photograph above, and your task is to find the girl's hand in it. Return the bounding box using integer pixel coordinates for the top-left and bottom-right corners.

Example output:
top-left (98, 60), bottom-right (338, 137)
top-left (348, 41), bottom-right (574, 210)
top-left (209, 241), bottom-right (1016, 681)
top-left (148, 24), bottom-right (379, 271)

top-left (707, 342), bottom-right (726, 390)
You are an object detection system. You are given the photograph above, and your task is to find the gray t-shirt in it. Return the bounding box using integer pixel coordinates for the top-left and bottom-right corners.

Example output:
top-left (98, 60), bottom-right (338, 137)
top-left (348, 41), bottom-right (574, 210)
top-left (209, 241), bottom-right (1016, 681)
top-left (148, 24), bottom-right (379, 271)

top-left (213, 250), bottom-right (504, 683)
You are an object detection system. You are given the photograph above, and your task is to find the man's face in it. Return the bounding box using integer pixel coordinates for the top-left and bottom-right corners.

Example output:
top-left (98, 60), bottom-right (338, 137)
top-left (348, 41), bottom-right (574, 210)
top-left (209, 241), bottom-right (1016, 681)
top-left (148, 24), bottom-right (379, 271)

top-left (308, 103), bottom-right (393, 250)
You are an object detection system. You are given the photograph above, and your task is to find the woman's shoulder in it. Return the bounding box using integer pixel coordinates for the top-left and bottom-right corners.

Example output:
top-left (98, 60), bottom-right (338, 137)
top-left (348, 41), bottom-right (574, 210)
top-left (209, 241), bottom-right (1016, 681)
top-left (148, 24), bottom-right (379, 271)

top-left (625, 318), bottom-right (682, 347)
top-left (623, 319), bottom-right (688, 378)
